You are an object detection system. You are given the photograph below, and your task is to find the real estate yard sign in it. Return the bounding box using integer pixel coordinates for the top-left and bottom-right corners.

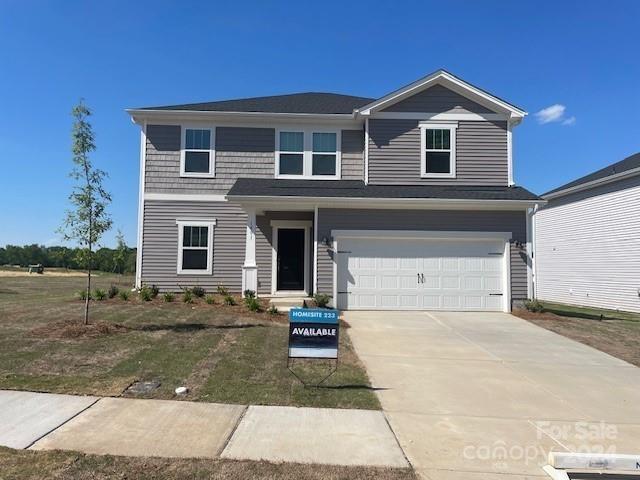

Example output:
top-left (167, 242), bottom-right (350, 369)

top-left (288, 308), bottom-right (339, 359)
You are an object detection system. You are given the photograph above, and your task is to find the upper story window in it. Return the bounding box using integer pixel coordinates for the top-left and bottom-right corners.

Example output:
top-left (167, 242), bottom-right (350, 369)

top-left (181, 127), bottom-right (215, 178)
top-left (276, 129), bottom-right (340, 179)
top-left (420, 122), bottom-right (457, 179)
top-left (176, 220), bottom-right (216, 275)
top-left (312, 133), bottom-right (337, 176)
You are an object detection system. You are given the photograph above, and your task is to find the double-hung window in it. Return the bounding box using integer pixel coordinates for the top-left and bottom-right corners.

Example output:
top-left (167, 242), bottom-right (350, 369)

top-left (278, 131), bottom-right (304, 175)
top-left (177, 220), bottom-right (216, 274)
top-left (181, 127), bottom-right (215, 177)
top-left (276, 129), bottom-right (340, 179)
top-left (312, 132), bottom-right (337, 176)
top-left (420, 122), bottom-right (457, 178)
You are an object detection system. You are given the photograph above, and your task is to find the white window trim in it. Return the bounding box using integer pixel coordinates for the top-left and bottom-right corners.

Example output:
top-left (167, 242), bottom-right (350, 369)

top-left (275, 127), bottom-right (341, 180)
top-left (180, 126), bottom-right (215, 178)
top-left (176, 219), bottom-right (216, 275)
top-left (419, 122), bottom-right (457, 179)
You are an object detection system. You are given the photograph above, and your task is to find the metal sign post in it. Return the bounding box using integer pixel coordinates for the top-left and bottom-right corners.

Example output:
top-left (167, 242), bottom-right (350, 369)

top-left (287, 308), bottom-right (340, 387)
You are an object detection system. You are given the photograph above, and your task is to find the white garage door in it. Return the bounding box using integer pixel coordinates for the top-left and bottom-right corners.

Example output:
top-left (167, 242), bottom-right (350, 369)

top-left (336, 236), bottom-right (507, 311)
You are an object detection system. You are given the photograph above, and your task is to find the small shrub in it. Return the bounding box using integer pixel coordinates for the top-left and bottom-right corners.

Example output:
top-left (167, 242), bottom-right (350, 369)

top-left (245, 297), bottom-right (261, 312)
top-left (267, 305), bottom-right (279, 316)
top-left (163, 292), bottom-right (175, 303)
top-left (524, 299), bottom-right (543, 313)
top-left (205, 295), bottom-right (216, 305)
top-left (150, 285), bottom-right (160, 299)
top-left (77, 290), bottom-right (93, 301)
top-left (243, 289), bottom-right (256, 299)
top-left (223, 294), bottom-right (236, 306)
top-left (313, 293), bottom-right (331, 308)
top-left (119, 290), bottom-right (130, 301)
top-left (183, 290), bottom-right (194, 304)
top-left (108, 285), bottom-right (119, 299)
top-left (94, 289), bottom-right (107, 301)
top-left (217, 284), bottom-right (229, 296)
top-left (191, 286), bottom-right (206, 298)
top-left (139, 285), bottom-right (153, 302)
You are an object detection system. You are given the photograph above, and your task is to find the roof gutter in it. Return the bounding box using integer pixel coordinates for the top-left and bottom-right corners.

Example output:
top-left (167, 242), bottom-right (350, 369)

top-left (543, 166), bottom-right (640, 200)
top-left (225, 194), bottom-right (544, 210)
top-left (126, 108), bottom-right (359, 125)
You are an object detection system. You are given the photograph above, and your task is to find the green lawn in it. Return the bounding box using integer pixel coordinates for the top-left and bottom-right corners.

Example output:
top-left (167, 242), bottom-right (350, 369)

top-left (0, 447), bottom-right (417, 480)
top-left (0, 272), bottom-right (379, 409)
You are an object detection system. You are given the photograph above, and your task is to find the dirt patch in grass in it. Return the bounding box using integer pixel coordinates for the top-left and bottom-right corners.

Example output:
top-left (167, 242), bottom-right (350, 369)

top-left (514, 308), bottom-right (640, 367)
top-left (0, 447), bottom-right (417, 480)
top-left (30, 320), bottom-right (129, 339)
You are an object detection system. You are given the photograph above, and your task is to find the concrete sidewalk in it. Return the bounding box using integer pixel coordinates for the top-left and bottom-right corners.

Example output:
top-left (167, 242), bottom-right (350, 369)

top-left (0, 390), bottom-right (408, 468)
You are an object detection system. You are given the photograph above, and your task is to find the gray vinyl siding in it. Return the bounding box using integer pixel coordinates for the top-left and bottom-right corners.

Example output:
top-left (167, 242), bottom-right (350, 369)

top-left (341, 129), bottom-right (364, 180)
top-left (141, 200), bottom-right (245, 292)
top-left (145, 125), bottom-right (274, 194)
top-left (381, 84), bottom-right (494, 114)
top-left (255, 211), bottom-right (314, 295)
top-left (316, 209), bottom-right (527, 304)
top-left (535, 175), bottom-right (640, 313)
top-left (367, 119), bottom-right (508, 185)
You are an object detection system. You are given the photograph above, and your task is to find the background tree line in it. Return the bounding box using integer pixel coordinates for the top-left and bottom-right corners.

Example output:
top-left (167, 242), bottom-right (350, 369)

top-left (0, 234), bottom-right (136, 274)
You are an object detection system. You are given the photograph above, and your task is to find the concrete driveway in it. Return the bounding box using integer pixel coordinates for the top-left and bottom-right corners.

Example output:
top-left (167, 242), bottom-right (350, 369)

top-left (345, 311), bottom-right (640, 480)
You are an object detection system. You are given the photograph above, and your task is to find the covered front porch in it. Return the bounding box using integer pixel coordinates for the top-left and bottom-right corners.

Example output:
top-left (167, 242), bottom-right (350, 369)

top-left (242, 207), bottom-right (317, 299)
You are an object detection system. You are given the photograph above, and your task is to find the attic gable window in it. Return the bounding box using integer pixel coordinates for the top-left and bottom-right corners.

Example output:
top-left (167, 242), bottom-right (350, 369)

top-left (420, 122), bottom-right (457, 179)
top-left (181, 127), bottom-right (215, 177)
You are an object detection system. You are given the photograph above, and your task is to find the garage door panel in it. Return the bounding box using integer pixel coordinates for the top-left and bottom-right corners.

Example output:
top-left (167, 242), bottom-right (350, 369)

top-left (338, 237), bottom-right (505, 311)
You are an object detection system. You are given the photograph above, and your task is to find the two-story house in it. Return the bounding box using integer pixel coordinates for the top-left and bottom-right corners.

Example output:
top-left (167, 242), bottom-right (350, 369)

top-left (127, 70), bottom-right (542, 312)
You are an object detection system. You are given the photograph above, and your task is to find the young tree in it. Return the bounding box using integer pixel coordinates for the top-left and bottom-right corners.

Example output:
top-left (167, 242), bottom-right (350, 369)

top-left (59, 100), bottom-right (112, 325)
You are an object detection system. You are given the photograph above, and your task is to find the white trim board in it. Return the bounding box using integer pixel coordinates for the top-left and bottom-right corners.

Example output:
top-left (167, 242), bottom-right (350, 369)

top-left (542, 165), bottom-right (640, 200)
top-left (145, 193), bottom-right (227, 202)
top-left (135, 121), bottom-right (147, 289)
top-left (370, 112), bottom-right (508, 121)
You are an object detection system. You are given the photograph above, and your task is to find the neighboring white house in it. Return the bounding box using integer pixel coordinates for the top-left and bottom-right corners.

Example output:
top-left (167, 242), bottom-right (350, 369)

top-left (534, 153), bottom-right (640, 313)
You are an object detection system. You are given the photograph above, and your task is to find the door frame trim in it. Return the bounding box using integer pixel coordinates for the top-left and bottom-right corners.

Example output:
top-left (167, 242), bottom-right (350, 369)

top-left (331, 230), bottom-right (512, 312)
top-left (271, 220), bottom-right (312, 296)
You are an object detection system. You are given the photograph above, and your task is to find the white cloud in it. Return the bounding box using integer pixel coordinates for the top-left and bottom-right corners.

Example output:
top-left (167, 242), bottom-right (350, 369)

top-left (535, 104), bottom-right (566, 124)
top-left (535, 104), bottom-right (575, 126)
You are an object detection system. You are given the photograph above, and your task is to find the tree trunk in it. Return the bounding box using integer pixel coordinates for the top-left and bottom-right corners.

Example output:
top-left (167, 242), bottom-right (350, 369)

top-left (85, 243), bottom-right (91, 326)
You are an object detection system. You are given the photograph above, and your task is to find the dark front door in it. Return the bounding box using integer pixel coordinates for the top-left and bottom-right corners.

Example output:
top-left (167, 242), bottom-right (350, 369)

top-left (277, 228), bottom-right (305, 291)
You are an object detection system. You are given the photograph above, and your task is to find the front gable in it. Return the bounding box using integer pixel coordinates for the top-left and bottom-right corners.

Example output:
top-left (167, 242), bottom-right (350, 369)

top-left (357, 70), bottom-right (526, 121)
top-left (381, 84), bottom-right (495, 115)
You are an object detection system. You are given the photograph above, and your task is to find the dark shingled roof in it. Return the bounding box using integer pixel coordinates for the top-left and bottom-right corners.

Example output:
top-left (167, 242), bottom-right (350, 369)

top-left (139, 93), bottom-right (375, 115)
top-left (227, 178), bottom-right (542, 201)
top-left (544, 152), bottom-right (640, 196)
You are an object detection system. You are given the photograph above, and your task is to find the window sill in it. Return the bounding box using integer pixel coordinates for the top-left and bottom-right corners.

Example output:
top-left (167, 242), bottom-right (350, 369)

top-left (180, 172), bottom-right (216, 179)
top-left (421, 173), bottom-right (456, 179)
top-left (275, 174), bottom-right (341, 180)
top-left (177, 269), bottom-right (212, 275)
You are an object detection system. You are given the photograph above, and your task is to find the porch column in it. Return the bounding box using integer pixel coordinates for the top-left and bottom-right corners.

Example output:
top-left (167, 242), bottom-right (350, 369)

top-left (242, 208), bottom-right (258, 295)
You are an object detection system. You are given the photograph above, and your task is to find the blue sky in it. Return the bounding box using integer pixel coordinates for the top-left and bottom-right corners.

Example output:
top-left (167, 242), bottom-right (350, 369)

top-left (1, 1), bottom-right (638, 247)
